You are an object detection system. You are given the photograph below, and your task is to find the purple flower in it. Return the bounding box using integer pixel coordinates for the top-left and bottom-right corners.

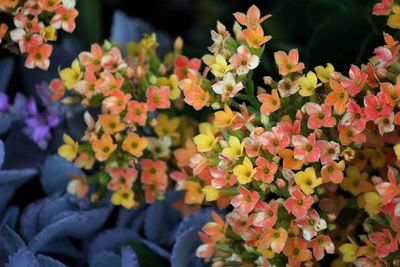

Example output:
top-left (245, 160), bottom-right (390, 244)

top-left (24, 99), bottom-right (60, 150)
top-left (0, 92), bottom-right (9, 112)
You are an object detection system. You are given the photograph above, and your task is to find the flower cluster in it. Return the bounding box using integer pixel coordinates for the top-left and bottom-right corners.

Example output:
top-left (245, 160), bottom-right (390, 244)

top-left (166, 4), bottom-right (400, 266)
top-left (53, 35), bottom-right (197, 209)
top-left (0, 0), bottom-right (78, 69)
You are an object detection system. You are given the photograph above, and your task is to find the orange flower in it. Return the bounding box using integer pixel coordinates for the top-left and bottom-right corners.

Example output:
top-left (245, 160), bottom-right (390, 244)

top-left (122, 133), bottom-right (148, 157)
top-left (91, 133), bottom-right (117, 161)
top-left (278, 149), bottom-right (303, 170)
top-left (0, 23), bottom-right (8, 44)
top-left (98, 114), bottom-right (125, 134)
top-left (325, 80), bottom-right (349, 114)
top-left (102, 90), bottom-right (131, 115)
top-left (124, 101), bottom-right (148, 126)
top-left (242, 25), bottom-right (271, 49)
top-left (174, 139), bottom-right (197, 168)
top-left (274, 49), bottom-right (305, 76)
top-left (184, 181), bottom-right (205, 204)
top-left (283, 238), bottom-right (312, 267)
top-left (258, 89), bottom-right (280, 115)
top-left (25, 44), bottom-right (53, 70)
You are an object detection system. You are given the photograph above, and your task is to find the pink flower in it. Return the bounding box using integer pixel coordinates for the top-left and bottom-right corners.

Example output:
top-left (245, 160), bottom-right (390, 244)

top-left (229, 45), bottom-right (259, 75)
top-left (341, 101), bottom-right (367, 131)
top-left (364, 92), bottom-right (392, 121)
top-left (101, 47), bottom-right (127, 72)
top-left (321, 161), bottom-right (344, 184)
top-left (373, 0), bottom-right (393, 15)
top-left (338, 124), bottom-right (366, 146)
top-left (102, 90), bottom-right (131, 115)
top-left (231, 185), bottom-right (260, 214)
top-left (174, 55), bottom-right (201, 80)
top-left (292, 134), bottom-right (320, 162)
top-left (259, 227), bottom-right (288, 254)
top-left (376, 112), bottom-right (394, 135)
top-left (375, 45), bottom-right (400, 69)
top-left (254, 157), bottom-right (277, 184)
top-left (107, 168), bottom-right (138, 191)
top-left (296, 209), bottom-right (326, 240)
top-left (317, 140), bottom-right (340, 165)
top-left (369, 229), bottom-right (398, 258)
top-left (376, 167), bottom-right (400, 205)
top-left (260, 125), bottom-right (290, 155)
top-left (25, 44), bottom-right (53, 70)
top-left (96, 72), bottom-right (124, 96)
top-left (226, 210), bottom-right (253, 235)
top-left (251, 200), bottom-right (278, 228)
top-left (284, 189), bottom-right (314, 219)
top-left (340, 65), bottom-right (367, 96)
top-left (309, 235), bottom-right (334, 261)
top-left (146, 85), bottom-right (171, 111)
top-left (305, 103), bottom-right (336, 129)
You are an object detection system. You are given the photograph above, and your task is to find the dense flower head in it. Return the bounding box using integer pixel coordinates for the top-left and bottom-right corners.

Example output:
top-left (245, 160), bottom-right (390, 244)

top-left (0, 0), bottom-right (78, 69)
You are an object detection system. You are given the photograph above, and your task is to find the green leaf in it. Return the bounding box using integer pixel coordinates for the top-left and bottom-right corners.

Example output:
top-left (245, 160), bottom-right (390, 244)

top-left (75, 0), bottom-right (102, 46)
top-left (125, 241), bottom-right (165, 267)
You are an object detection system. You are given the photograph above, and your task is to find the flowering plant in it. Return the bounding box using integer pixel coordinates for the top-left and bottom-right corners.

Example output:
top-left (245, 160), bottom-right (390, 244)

top-left (0, 0), bottom-right (78, 69)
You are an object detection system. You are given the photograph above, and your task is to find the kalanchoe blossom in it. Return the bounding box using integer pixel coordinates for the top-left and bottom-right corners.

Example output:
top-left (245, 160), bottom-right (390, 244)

top-left (229, 45), bottom-right (259, 76)
top-left (211, 72), bottom-right (244, 101)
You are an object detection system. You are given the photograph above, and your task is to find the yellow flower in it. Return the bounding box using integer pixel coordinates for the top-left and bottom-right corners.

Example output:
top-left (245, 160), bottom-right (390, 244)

top-left (388, 6), bottom-right (400, 29)
top-left (341, 166), bottom-right (369, 196)
top-left (58, 134), bottom-right (78, 161)
top-left (363, 149), bottom-right (385, 169)
top-left (158, 74), bottom-right (181, 100)
top-left (363, 192), bottom-right (383, 215)
top-left (111, 189), bottom-right (135, 209)
top-left (202, 185), bottom-right (220, 201)
top-left (233, 157), bottom-right (256, 184)
top-left (394, 143), bottom-right (400, 161)
top-left (297, 71), bottom-right (321, 96)
top-left (314, 63), bottom-right (334, 83)
top-left (214, 104), bottom-right (236, 127)
top-left (40, 26), bottom-right (57, 42)
top-left (122, 133), bottom-right (148, 157)
top-left (193, 125), bottom-right (217, 152)
top-left (153, 114), bottom-right (181, 140)
top-left (294, 167), bottom-right (322, 195)
top-left (339, 243), bottom-right (358, 263)
top-left (221, 136), bottom-right (244, 159)
top-left (59, 59), bottom-right (82, 89)
top-left (209, 54), bottom-right (233, 78)
top-left (199, 122), bottom-right (219, 135)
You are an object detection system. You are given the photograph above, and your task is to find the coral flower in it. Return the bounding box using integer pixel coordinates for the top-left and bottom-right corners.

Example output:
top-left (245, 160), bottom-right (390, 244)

top-left (102, 90), bottom-right (131, 115)
top-left (140, 159), bottom-right (167, 183)
top-left (146, 85), bottom-right (171, 111)
top-left (67, 175), bottom-right (89, 198)
top-left (375, 167), bottom-right (400, 204)
top-left (91, 133), bottom-right (117, 161)
top-left (231, 185), bottom-right (260, 214)
top-left (25, 44), bottom-right (53, 70)
top-left (242, 25), bottom-right (272, 49)
top-left (284, 189), bottom-right (314, 219)
top-left (122, 133), bottom-right (148, 157)
top-left (174, 55), bottom-right (201, 80)
top-left (98, 114), bottom-right (125, 134)
top-left (283, 238), bottom-right (312, 267)
top-left (183, 85), bottom-right (209, 110)
top-left (229, 45), bottom-right (259, 76)
top-left (317, 140), bottom-right (340, 165)
top-left (364, 92), bottom-right (392, 121)
top-left (369, 229), bottom-right (398, 258)
top-left (51, 6), bottom-right (78, 32)
top-left (202, 211), bottom-right (227, 242)
top-left (325, 80), bottom-right (349, 114)
top-left (258, 89), bottom-right (280, 115)
top-left (254, 157), bottom-right (277, 184)
top-left (294, 167), bottom-right (323, 195)
top-left (101, 47), bottom-right (127, 72)
top-left (309, 235), bottom-right (334, 261)
top-left (251, 200), bottom-right (279, 228)
top-left (174, 139), bottom-right (197, 168)
top-left (305, 103), bottom-right (336, 129)
top-left (373, 0), bottom-right (393, 15)
top-left (341, 101), bottom-right (367, 131)
top-left (58, 133), bottom-right (78, 161)
top-left (111, 189), bottom-right (135, 209)
top-left (49, 78), bottom-right (66, 101)
top-left (124, 101), bottom-right (148, 126)
top-left (74, 71), bottom-right (97, 98)
top-left (78, 43), bottom-right (103, 73)
top-left (381, 80), bottom-right (400, 106)
top-left (184, 181), bottom-right (205, 204)
top-left (107, 168), bottom-right (138, 191)
top-left (338, 124), bottom-right (366, 146)
top-left (97, 72), bottom-right (124, 96)
top-left (292, 134), bottom-right (320, 162)
top-left (296, 209), bottom-right (326, 241)
top-left (274, 49), bottom-right (305, 76)
top-left (321, 161), bottom-right (345, 184)
top-left (340, 65), bottom-right (368, 96)
top-left (233, 157), bottom-right (256, 184)
top-left (259, 227), bottom-right (288, 254)
top-left (233, 5), bottom-right (271, 28)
